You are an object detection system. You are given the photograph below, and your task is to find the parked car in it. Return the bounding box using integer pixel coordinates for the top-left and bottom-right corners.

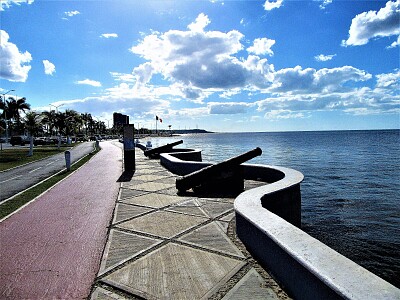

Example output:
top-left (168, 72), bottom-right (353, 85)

top-left (34, 137), bottom-right (52, 146)
top-left (10, 135), bottom-right (29, 146)
top-left (76, 134), bottom-right (88, 142)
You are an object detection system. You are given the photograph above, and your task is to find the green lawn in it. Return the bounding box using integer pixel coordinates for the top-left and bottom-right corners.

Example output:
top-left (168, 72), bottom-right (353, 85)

top-left (0, 144), bottom-right (78, 172)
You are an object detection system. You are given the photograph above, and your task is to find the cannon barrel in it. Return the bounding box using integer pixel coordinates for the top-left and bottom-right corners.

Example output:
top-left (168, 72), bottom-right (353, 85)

top-left (176, 147), bottom-right (262, 192)
top-left (144, 140), bottom-right (183, 157)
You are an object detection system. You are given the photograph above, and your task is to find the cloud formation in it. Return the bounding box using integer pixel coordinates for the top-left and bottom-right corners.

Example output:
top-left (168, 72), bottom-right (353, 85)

top-left (342, 0), bottom-right (400, 47)
top-left (263, 0), bottom-right (283, 11)
top-left (43, 60), bottom-right (55, 75)
top-left (208, 102), bottom-right (251, 114)
top-left (0, 30), bottom-right (32, 82)
top-left (100, 33), bottom-right (118, 39)
top-left (0, 0), bottom-right (33, 11)
top-left (130, 13), bottom-right (275, 98)
top-left (75, 79), bottom-right (102, 87)
top-left (64, 10), bottom-right (80, 17)
top-left (315, 54), bottom-right (336, 62)
top-left (247, 38), bottom-right (275, 56)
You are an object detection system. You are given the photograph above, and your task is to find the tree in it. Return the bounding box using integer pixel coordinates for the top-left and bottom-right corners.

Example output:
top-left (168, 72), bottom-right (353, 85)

top-left (24, 112), bottom-right (42, 156)
top-left (2, 97), bottom-right (30, 135)
top-left (41, 110), bottom-right (57, 136)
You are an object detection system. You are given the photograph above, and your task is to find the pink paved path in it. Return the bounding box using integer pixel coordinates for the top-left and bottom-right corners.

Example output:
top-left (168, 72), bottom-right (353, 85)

top-left (0, 142), bottom-right (122, 299)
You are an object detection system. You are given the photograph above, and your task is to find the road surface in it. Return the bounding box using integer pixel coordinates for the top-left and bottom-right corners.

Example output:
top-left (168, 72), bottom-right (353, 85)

top-left (0, 142), bottom-right (96, 202)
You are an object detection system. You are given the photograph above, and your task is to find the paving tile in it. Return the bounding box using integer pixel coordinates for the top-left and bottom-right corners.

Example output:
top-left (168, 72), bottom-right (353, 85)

top-left (166, 199), bottom-right (208, 217)
top-left (197, 199), bottom-right (234, 218)
top-left (220, 212), bottom-right (235, 222)
top-left (131, 174), bottom-right (170, 182)
top-left (119, 188), bottom-right (147, 199)
top-left (222, 268), bottom-right (279, 300)
top-left (121, 193), bottom-right (187, 208)
top-left (216, 221), bottom-right (229, 233)
top-left (99, 230), bottom-right (162, 273)
top-left (102, 243), bottom-right (244, 300)
top-left (117, 210), bottom-right (208, 238)
top-left (133, 181), bottom-right (175, 192)
top-left (113, 203), bottom-right (153, 223)
top-left (91, 286), bottom-right (127, 299)
top-left (179, 222), bottom-right (244, 258)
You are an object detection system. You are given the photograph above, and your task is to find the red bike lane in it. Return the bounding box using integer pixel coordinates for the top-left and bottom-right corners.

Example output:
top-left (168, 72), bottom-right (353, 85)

top-left (0, 141), bottom-right (122, 299)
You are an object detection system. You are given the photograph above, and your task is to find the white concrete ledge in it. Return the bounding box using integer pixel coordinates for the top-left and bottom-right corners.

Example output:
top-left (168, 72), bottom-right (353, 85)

top-left (235, 166), bottom-right (400, 300)
top-left (160, 150), bottom-right (399, 299)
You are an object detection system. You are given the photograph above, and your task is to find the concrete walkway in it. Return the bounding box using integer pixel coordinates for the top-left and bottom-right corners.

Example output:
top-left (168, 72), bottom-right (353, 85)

top-left (91, 149), bottom-right (290, 299)
top-left (0, 141), bottom-right (122, 299)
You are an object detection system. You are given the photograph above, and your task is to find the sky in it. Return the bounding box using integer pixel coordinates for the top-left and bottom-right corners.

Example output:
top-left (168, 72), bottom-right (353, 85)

top-left (1, 0), bottom-right (399, 132)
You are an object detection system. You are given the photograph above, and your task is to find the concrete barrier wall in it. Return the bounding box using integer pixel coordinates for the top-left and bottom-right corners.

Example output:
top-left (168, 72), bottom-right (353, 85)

top-left (160, 150), bottom-right (400, 299)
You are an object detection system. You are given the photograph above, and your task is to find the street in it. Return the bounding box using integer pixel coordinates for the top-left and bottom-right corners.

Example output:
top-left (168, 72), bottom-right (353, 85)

top-left (0, 142), bottom-right (96, 202)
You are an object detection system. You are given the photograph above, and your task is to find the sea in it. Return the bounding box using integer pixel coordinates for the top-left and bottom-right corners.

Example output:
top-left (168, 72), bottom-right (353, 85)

top-left (146, 129), bottom-right (400, 288)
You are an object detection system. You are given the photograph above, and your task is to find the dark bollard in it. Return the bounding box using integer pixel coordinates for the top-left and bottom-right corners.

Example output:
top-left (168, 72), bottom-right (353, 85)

top-left (123, 125), bottom-right (135, 171)
top-left (65, 150), bottom-right (71, 171)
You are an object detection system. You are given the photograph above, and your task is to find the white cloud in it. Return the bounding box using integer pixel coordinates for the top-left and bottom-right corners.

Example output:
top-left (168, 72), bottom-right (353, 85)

top-left (315, 54), bottom-right (336, 62)
top-left (263, 0), bottom-right (283, 11)
top-left (130, 14), bottom-right (274, 97)
top-left (271, 65), bottom-right (371, 93)
top-left (208, 102), bottom-right (251, 114)
top-left (375, 70), bottom-right (400, 88)
top-left (187, 13), bottom-right (210, 32)
top-left (43, 60), bottom-right (55, 75)
top-left (319, 0), bottom-right (332, 10)
top-left (0, 0), bottom-right (34, 11)
top-left (75, 79), bottom-right (101, 87)
top-left (342, 0), bottom-right (400, 47)
top-left (64, 10), bottom-right (80, 17)
top-left (256, 68), bottom-right (399, 116)
top-left (387, 35), bottom-right (400, 48)
top-left (0, 30), bottom-right (32, 82)
top-left (264, 109), bottom-right (307, 120)
top-left (100, 33), bottom-right (118, 38)
top-left (247, 38), bottom-right (275, 56)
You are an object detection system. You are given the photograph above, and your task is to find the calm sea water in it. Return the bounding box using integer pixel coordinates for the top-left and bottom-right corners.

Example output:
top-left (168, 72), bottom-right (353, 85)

top-left (147, 130), bottom-right (400, 287)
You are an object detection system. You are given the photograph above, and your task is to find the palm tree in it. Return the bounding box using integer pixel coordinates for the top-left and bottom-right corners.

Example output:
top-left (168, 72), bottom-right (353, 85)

top-left (3, 97), bottom-right (30, 135)
top-left (41, 110), bottom-right (57, 136)
top-left (7, 96), bottom-right (30, 123)
top-left (24, 112), bottom-right (42, 156)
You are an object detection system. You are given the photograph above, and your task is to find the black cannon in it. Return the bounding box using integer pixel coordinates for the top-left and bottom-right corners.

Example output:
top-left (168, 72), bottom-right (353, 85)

top-left (144, 140), bottom-right (183, 158)
top-left (176, 147), bottom-right (262, 194)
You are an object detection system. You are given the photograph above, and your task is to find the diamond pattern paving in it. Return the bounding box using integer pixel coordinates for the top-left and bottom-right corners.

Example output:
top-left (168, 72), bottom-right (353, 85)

top-left (118, 210), bottom-right (208, 238)
top-left (100, 230), bottom-right (161, 273)
top-left (222, 268), bottom-right (279, 300)
top-left (113, 203), bottom-right (153, 223)
top-left (133, 181), bottom-right (175, 192)
top-left (166, 199), bottom-right (208, 217)
top-left (179, 222), bottom-right (244, 258)
top-left (121, 193), bottom-right (188, 208)
top-left (102, 243), bottom-right (245, 300)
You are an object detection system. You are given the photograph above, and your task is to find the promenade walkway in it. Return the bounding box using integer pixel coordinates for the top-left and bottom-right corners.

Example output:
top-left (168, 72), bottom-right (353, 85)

top-left (0, 141), bottom-right (122, 299)
top-left (0, 141), bottom-right (289, 299)
top-left (91, 149), bottom-right (289, 299)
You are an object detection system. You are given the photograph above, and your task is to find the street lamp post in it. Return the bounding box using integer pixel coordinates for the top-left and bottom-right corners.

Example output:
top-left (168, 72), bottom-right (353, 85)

top-left (49, 103), bottom-right (63, 113)
top-left (2, 89), bottom-right (15, 143)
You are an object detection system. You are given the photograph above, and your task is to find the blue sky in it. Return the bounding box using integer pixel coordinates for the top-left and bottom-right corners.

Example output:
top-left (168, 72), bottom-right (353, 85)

top-left (1, 0), bottom-right (399, 132)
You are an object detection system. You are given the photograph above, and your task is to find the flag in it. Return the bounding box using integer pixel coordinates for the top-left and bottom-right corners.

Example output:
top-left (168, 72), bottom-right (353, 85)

top-left (160, 118), bottom-right (162, 123)
top-left (156, 116), bottom-right (159, 121)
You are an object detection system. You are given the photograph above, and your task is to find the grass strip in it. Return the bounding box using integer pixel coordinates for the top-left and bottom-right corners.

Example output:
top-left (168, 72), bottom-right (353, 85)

top-left (0, 146), bottom-right (99, 220)
top-left (0, 144), bottom-right (81, 172)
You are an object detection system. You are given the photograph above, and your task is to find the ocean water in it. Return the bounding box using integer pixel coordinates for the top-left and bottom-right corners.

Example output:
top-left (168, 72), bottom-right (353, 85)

top-left (147, 130), bottom-right (400, 287)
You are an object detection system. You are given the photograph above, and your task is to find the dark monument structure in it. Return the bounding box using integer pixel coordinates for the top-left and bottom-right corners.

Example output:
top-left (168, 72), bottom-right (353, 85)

top-left (113, 112), bottom-right (129, 128)
top-left (123, 124), bottom-right (135, 171)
